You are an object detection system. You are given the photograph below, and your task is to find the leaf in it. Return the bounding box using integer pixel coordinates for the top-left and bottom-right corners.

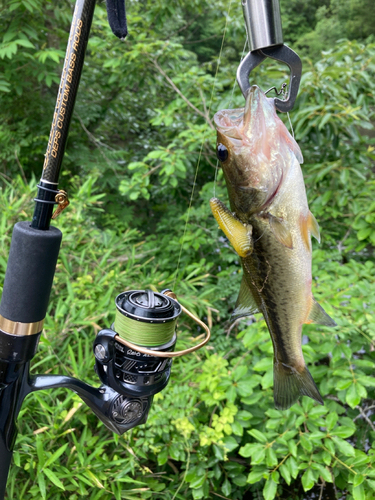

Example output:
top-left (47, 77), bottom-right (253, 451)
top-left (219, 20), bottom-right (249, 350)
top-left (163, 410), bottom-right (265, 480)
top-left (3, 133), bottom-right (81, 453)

top-left (325, 412), bottom-right (338, 431)
top-left (43, 468), bottom-right (65, 490)
top-left (253, 358), bottom-right (273, 372)
top-left (252, 446), bottom-right (266, 464)
top-left (279, 463), bottom-right (291, 485)
top-left (223, 436), bottom-right (239, 452)
top-left (248, 429), bottom-right (268, 443)
top-left (15, 38), bottom-right (34, 48)
top-left (157, 448), bottom-right (168, 465)
top-left (346, 384), bottom-right (361, 408)
top-left (317, 465), bottom-right (332, 483)
top-left (288, 440), bottom-right (298, 458)
top-left (192, 487), bottom-right (204, 500)
top-left (353, 475), bottom-right (365, 487)
top-left (222, 478), bottom-right (231, 497)
top-left (357, 228), bottom-right (372, 241)
top-left (331, 437), bottom-right (355, 457)
top-left (84, 470), bottom-right (105, 489)
top-left (318, 113), bottom-right (332, 130)
top-left (239, 443), bottom-right (258, 458)
top-left (331, 426), bottom-right (355, 438)
top-left (358, 376), bottom-right (375, 388)
top-left (287, 456), bottom-right (299, 480)
top-left (266, 447), bottom-right (278, 467)
top-left (212, 444), bottom-right (225, 461)
top-left (233, 474), bottom-right (247, 487)
top-left (300, 434), bottom-right (313, 452)
top-left (43, 443), bottom-right (69, 469)
top-left (353, 483), bottom-right (365, 500)
top-left (322, 450), bottom-right (331, 466)
top-left (232, 421), bottom-right (244, 436)
top-left (37, 473), bottom-right (46, 499)
top-left (247, 469), bottom-right (267, 484)
top-left (301, 468), bottom-right (315, 491)
top-left (263, 477), bottom-right (278, 500)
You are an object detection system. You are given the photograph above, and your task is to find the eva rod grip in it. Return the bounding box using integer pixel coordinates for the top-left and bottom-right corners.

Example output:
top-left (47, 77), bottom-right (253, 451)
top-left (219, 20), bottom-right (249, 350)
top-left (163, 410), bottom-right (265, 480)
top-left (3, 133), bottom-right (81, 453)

top-left (0, 222), bottom-right (62, 324)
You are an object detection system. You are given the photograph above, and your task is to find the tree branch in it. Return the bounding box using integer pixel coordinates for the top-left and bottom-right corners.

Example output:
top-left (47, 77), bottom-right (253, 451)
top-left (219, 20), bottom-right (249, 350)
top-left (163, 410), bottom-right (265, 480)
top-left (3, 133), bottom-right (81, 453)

top-left (152, 59), bottom-right (215, 130)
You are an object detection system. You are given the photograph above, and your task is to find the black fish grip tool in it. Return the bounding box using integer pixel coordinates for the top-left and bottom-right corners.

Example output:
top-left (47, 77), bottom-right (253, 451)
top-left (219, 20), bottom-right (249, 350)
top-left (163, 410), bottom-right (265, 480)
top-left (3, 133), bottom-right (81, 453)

top-left (237, 0), bottom-right (302, 112)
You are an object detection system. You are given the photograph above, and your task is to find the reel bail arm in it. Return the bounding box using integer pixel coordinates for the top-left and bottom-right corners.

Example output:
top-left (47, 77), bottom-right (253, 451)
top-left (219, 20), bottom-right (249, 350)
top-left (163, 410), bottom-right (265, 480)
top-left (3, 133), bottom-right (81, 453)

top-left (237, 0), bottom-right (302, 112)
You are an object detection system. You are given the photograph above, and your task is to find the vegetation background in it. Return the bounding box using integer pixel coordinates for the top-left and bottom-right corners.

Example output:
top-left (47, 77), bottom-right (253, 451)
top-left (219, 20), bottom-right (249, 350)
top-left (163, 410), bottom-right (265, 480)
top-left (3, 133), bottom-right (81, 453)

top-left (1, 0), bottom-right (375, 498)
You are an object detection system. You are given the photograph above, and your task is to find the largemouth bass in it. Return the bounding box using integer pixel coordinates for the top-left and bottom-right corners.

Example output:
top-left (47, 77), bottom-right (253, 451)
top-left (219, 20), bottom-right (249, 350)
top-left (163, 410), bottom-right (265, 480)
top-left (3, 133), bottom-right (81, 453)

top-left (210, 85), bottom-right (336, 410)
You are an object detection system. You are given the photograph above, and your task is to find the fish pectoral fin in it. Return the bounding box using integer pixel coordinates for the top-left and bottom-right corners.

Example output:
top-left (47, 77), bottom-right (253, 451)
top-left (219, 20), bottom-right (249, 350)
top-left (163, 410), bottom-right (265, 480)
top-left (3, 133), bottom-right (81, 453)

top-left (210, 197), bottom-right (252, 257)
top-left (274, 361), bottom-right (323, 410)
top-left (268, 213), bottom-right (293, 249)
top-left (306, 297), bottom-right (337, 326)
top-left (300, 211), bottom-right (321, 250)
top-left (309, 211), bottom-right (320, 243)
top-left (232, 276), bottom-right (259, 319)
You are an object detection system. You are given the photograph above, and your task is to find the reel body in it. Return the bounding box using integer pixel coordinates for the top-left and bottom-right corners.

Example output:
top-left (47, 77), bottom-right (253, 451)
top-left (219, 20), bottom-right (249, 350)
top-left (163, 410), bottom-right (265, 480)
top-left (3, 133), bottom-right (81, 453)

top-left (93, 290), bottom-right (181, 429)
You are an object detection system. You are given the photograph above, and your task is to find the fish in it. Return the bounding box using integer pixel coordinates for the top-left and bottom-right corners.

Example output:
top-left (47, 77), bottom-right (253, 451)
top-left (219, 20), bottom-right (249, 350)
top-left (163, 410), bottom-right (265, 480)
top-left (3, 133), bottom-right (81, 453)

top-left (210, 85), bottom-right (336, 410)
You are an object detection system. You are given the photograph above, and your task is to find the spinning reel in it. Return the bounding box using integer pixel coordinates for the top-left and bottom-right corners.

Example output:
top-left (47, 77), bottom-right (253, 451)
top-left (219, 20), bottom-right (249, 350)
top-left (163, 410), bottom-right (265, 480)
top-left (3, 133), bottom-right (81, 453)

top-left (93, 289), bottom-right (186, 432)
top-left (89, 288), bottom-right (210, 433)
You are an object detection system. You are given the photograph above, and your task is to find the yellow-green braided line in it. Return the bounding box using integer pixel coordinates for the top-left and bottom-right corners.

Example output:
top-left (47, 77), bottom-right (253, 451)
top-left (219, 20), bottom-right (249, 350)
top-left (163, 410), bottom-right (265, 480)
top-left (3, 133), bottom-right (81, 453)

top-left (114, 309), bottom-right (176, 347)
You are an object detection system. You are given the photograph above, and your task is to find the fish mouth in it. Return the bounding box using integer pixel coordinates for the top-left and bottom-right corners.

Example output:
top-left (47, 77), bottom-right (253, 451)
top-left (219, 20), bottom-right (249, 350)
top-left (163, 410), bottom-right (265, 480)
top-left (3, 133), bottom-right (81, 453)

top-left (213, 108), bottom-right (244, 140)
top-left (213, 86), bottom-right (263, 140)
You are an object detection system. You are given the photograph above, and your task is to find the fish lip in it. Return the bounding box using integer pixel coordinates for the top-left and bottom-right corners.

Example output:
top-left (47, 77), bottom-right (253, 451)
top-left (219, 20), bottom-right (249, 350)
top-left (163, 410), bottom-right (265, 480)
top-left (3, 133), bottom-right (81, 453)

top-left (213, 86), bottom-right (263, 138)
top-left (213, 108), bottom-right (244, 140)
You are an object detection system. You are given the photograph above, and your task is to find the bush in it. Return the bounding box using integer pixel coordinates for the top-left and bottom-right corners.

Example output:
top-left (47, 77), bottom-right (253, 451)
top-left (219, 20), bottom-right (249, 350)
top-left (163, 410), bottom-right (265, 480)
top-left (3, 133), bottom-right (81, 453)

top-left (1, 175), bottom-right (375, 499)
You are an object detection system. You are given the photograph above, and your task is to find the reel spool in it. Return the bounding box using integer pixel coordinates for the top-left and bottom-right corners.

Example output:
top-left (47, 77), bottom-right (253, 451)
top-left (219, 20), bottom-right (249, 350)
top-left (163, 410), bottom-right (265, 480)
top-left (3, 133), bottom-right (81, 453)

top-left (93, 289), bottom-right (210, 428)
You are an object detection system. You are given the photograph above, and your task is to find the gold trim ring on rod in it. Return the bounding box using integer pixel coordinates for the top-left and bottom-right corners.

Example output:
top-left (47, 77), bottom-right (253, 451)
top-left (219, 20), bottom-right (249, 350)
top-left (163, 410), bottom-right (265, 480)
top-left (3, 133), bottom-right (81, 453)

top-left (0, 315), bottom-right (44, 336)
top-left (114, 292), bottom-right (211, 358)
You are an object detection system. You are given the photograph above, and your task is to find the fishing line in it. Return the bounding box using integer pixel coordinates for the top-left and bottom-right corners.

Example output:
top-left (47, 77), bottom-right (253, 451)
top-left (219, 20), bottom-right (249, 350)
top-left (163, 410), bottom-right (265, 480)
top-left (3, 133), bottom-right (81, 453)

top-left (172, 0), bottom-right (233, 291)
top-left (287, 111), bottom-right (295, 139)
top-left (114, 310), bottom-right (176, 346)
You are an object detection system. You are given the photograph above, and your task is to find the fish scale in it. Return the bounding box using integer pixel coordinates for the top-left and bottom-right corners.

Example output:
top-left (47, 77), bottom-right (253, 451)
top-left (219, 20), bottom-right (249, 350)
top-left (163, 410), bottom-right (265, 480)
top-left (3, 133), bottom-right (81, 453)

top-left (210, 85), bottom-right (336, 410)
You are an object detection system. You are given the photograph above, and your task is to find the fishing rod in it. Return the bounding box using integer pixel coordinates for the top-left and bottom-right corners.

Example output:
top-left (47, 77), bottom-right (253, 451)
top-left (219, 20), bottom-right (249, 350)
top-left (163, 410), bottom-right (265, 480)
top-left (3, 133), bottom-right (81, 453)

top-left (0, 1), bottom-right (210, 497)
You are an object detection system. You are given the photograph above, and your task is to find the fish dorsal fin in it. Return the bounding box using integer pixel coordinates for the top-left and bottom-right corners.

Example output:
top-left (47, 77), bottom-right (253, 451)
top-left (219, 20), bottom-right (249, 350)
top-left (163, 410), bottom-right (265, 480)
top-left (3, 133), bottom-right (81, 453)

top-left (309, 211), bottom-right (320, 243)
top-left (306, 297), bottom-right (337, 326)
top-left (210, 197), bottom-right (252, 257)
top-left (232, 276), bottom-right (259, 320)
top-left (268, 213), bottom-right (293, 249)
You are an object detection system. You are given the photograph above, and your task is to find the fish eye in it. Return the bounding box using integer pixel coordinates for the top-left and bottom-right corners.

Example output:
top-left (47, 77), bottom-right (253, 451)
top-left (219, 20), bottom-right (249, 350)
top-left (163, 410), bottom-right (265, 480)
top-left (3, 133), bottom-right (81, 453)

top-left (216, 143), bottom-right (228, 162)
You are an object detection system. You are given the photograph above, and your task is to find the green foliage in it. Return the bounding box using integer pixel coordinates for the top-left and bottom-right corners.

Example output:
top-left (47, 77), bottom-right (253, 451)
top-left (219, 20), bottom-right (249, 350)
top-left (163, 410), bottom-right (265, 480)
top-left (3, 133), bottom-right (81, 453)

top-left (1, 0), bottom-right (375, 498)
top-left (2, 174), bottom-right (375, 499)
top-left (295, 0), bottom-right (375, 59)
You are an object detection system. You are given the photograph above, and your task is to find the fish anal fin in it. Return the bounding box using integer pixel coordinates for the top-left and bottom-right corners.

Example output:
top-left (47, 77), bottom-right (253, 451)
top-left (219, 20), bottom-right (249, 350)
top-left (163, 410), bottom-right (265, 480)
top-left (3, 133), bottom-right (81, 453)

top-left (306, 297), bottom-right (337, 327)
top-left (274, 361), bottom-right (323, 410)
top-left (232, 276), bottom-right (259, 320)
top-left (210, 198), bottom-right (252, 257)
top-left (268, 213), bottom-right (293, 249)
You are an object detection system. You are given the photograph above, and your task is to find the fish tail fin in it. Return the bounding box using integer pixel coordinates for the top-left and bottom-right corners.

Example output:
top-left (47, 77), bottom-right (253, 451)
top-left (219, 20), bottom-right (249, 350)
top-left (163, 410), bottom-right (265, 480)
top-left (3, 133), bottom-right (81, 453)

top-left (273, 360), bottom-right (323, 410)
